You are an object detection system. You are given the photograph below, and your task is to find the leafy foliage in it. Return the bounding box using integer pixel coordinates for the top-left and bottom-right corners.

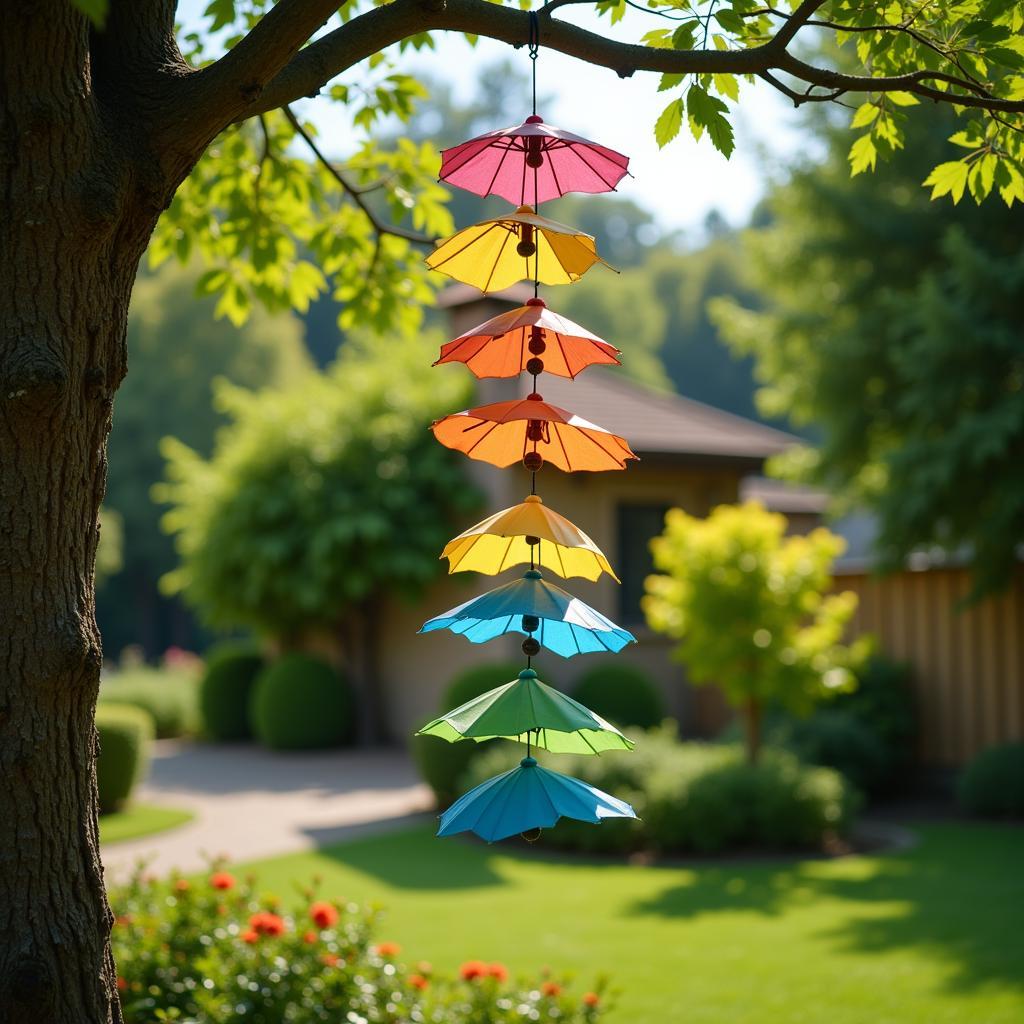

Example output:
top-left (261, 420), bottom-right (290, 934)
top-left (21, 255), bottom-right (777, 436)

top-left (713, 109), bottom-right (1024, 595)
top-left (464, 724), bottom-right (859, 854)
top-left (571, 663), bottom-right (666, 730)
top-left (111, 867), bottom-right (610, 1022)
top-left (96, 704), bottom-right (153, 814)
top-left (99, 663), bottom-right (201, 740)
top-left (198, 641), bottom-right (266, 741)
top-left (157, 332), bottom-right (479, 641)
top-left (643, 502), bottom-right (869, 760)
top-left (958, 742), bottom-right (1024, 818)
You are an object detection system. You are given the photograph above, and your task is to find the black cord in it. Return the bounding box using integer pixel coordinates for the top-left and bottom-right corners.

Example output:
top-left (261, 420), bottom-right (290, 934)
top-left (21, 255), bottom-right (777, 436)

top-left (528, 11), bottom-right (540, 115)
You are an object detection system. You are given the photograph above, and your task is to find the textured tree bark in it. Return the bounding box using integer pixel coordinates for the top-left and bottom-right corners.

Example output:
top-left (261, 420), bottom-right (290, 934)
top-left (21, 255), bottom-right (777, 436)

top-left (0, 6), bottom-right (184, 1021)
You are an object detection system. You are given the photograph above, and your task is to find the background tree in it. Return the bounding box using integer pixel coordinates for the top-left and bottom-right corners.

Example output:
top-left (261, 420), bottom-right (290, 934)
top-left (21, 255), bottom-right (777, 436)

top-left (101, 262), bottom-right (311, 656)
top-left (157, 332), bottom-right (479, 741)
top-left (712, 108), bottom-right (1024, 596)
top-left (643, 502), bottom-right (868, 762)
top-left (3, 1), bottom-right (1024, 1018)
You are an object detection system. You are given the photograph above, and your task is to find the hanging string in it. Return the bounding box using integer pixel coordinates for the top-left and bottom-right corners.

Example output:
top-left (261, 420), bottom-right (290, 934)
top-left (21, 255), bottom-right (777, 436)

top-left (528, 11), bottom-right (540, 116)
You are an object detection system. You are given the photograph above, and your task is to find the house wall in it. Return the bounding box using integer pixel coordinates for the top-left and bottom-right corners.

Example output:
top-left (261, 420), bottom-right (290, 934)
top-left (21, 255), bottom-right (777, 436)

top-left (379, 456), bottom-right (748, 743)
top-left (837, 566), bottom-right (1024, 767)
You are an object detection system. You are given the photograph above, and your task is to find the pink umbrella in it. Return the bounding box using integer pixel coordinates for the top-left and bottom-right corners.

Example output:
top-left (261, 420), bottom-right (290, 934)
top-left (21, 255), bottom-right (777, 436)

top-left (439, 115), bottom-right (630, 207)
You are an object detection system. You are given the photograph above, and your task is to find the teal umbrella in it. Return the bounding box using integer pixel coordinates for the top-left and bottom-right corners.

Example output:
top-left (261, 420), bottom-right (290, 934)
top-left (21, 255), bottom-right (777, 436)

top-left (417, 668), bottom-right (633, 754)
top-left (438, 757), bottom-right (638, 842)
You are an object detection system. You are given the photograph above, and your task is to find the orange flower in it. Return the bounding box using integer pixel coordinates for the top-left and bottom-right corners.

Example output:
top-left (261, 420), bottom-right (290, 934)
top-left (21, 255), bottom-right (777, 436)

top-left (321, 953), bottom-right (340, 967)
top-left (249, 911), bottom-right (286, 937)
top-left (488, 962), bottom-right (509, 983)
top-left (114, 914), bottom-right (133, 927)
top-left (541, 981), bottom-right (562, 997)
top-left (460, 960), bottom-right (488, 981)
top-left (408, 973), bottom-right (429, 991)
top-left (416, 961), bottom-right (433, 975)
top-left (374, 941), bottom-right (401, 958)
top-left (583, 992), bottom-right (600, 1007)
top-left (241, 929), bottom-right (259, 944)
top-left (210, 872), bottom-right (236, 890)
top-left (303, 930), bottom-right (318, 945)
top-left (310, 901), bottom-right (338, 929)
top-left (116, 977), bottom-right (128, 992)
top-left (174, 879), bottom-right (190, 893)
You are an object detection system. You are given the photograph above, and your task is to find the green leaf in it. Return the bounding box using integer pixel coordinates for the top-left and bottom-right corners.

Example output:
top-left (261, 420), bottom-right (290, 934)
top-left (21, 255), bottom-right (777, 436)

top-left (687, 85), bottom-right (735, 158)
top-left (922, 160), bottom-right (969, 203)
top-left (655, 98), bottom-right (685, 148)
top-left (71, 0), bottom-right (108, 26)
top-left (850, 103), bottom-right (879, 130)
top-left (713, 73), bottom-right (740, 102)
top-left (848, 134), bottom-right (877, 176)
top-left (659, 73), bottom-right (686, 92)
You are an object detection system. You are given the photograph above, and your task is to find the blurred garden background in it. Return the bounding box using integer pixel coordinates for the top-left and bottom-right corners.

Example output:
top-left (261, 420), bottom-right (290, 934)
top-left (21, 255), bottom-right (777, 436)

top-left (95, 49), bottom-right (1024, 1024)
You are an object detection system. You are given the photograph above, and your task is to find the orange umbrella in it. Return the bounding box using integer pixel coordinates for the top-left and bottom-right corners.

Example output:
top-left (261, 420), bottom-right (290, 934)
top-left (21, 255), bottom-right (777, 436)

top-left (431, 392), bottom-right (637, 472)
top-left (434, 297), bottom-right (621, 380)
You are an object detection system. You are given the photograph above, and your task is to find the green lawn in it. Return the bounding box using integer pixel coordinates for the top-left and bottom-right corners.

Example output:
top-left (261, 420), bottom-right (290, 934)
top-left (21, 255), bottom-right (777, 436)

top-left (244, 821), bottom-right (1023, 1024)
top-left (100, 804), bottom-right (194, 845)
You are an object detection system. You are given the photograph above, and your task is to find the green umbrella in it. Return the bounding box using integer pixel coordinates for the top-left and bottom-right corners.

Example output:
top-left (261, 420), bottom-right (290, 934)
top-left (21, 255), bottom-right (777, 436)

top-left (417, 669), bottom-right (634, 754)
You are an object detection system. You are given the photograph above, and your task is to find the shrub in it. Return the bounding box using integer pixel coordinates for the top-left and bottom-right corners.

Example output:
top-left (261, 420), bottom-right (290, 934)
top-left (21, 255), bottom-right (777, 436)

top-left (199, 641), bottom-right (266, 741)
top-left (249, 654), bottom-right (354, 750)
top-left (96, 704), bottom-right (154, 813)
top-left (958, 742), bottom-right (1024, 818)
top-left (412, 661), bottom-right (525, 806)
top-left (463, 724), bottom-right (858, 855)
top-left (775, 710), bottom-right (890, 794)
top-left (111, 867), bottom-right (610, 1023)
top-left (100, 665), bottom-right (199, 739)
top-left (571, 663), bottom-right (665, 730)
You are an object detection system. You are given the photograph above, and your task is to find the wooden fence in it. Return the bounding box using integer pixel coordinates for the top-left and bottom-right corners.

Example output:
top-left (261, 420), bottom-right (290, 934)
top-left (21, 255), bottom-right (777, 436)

top-left (837, 566), bottom-right (1024, 767)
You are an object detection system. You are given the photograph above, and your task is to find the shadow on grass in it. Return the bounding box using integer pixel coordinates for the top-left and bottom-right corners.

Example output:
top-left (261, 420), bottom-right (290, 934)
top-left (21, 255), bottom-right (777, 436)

top-left (628, 823), bottom-right (1024, 995)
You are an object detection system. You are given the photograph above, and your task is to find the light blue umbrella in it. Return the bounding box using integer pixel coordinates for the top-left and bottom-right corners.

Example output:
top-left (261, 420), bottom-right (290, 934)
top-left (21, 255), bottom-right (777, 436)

top-left (418, 570), bottom-right (635, 658)
top-left (438, 756), bottom-right (638, 842)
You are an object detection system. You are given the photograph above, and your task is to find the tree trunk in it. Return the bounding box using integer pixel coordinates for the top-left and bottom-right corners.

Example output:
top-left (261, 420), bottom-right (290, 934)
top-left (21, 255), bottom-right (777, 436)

top-left (742, 695), bottom-right (763, 764)
top-left (0, 7), bottom-right (185, 1020)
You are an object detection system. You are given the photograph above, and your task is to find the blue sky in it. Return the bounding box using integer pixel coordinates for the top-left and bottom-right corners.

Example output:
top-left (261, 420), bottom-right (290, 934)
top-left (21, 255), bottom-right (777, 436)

top-left (178, 3), bottom-right (810, 232)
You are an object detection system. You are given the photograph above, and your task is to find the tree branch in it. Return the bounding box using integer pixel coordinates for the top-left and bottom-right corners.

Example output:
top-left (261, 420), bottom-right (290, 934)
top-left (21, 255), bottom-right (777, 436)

top-left (187, 0), bottom-right (1024, 129)
top-left (282, 106), bottom-right (435, 245)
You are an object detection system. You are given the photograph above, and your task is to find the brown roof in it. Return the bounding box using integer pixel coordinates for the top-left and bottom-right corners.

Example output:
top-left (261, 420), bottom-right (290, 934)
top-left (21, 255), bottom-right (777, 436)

top-left (740, 476), bottom-right (829, 513)
top-left (537, 370), bottom-right (797, 461)
top-left (435, 283), bottom-right (535, 309)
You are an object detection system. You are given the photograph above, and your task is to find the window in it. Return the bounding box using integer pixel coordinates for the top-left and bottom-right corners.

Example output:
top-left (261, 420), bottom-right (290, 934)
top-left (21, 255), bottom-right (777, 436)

top-left (616, 503), bottom-right (672, 626)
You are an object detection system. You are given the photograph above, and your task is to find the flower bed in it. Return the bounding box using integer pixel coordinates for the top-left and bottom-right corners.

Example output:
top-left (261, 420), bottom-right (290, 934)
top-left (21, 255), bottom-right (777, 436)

top-left (112, 866), bottom-right (609, 1022)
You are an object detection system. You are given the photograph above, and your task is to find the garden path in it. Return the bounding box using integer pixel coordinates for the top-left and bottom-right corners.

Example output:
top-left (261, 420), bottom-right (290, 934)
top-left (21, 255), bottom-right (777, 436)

top-left (101, 741), bottom-right (433, 880)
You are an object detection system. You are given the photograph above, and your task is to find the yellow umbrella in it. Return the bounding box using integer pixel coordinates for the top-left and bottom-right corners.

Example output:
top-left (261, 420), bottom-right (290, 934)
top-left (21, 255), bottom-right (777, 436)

top-left (425, 206), bottom-right (616, 293)
top-left (442, 494), bottom-right (619, 583)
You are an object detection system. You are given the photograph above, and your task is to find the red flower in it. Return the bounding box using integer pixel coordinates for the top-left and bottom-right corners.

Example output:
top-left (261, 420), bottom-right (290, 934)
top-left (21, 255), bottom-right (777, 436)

top-left (321, 953), bottom-right (340, 967)
top-left (460, 960), bottom-right (488, 981)
top-left (374, 941), bottom-right (401, 958)
top-left (114, 914), bottom-right (133, 927)
top-left (541, 981), bottom-right (562, 997)
top-left (583, 992), bottom-right (600, 1007)
top-left (249, 911), bottom-right (286, 937)
top-left (174, 879), bottom-right (190, 893)
top-left (310, 901), bottom-right (338, 929)
top-left (487, 962), bottom-right (509, 983)
top-left (408, 973), bottom-right (429, 991)
top-left (210, 872), bottom-right (236, 890)
top-left (240, 929), bottom-right (259, 944)
top-left (116, 977), bottom-right (128, 992)
top-left (303, 930), bottom-right (318, 945)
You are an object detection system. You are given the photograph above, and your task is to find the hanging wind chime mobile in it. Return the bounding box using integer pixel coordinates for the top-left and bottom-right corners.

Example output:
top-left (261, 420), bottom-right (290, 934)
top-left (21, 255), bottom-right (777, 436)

top-left (418, 17), bottom-right (640, 843)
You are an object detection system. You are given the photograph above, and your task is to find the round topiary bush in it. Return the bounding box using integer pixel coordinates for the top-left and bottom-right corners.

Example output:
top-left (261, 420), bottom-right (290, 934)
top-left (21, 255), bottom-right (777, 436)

top-left (249, 653), bottom-right (354, 750)
top-left (957, 741), bottom-right (1024, 818)
top-left (96, 703), bottom-right (154, 813)
top-left (100, 666), bottom-right (198, 739)
top-left (778, 709), bottom-right (890, 794)
top-left (199, 642), bottom-right (266, 741)
top-left (412, 661), bottom-right (525, 806)
top-left (571, 663), bottom-right (665, 730)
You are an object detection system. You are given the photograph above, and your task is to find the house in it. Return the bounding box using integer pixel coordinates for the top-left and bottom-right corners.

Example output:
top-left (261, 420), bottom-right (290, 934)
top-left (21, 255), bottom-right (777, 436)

top-left (378, 285), bottom-right (796, 743)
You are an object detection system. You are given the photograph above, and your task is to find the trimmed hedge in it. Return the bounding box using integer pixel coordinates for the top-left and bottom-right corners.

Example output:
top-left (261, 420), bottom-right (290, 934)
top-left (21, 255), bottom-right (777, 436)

top-left (958, 742), bottom-right (1024, 818)
top-left (199, 642), bottom-right (266, 741)
top-left (100, 666), bottom-right (198, 739)
top-left (412, 661), bottom-right (525, 806)
top-left (776, 710), bottom-right (890, 794)
top-left (463, 723), bottom-right (859, 855)
top-left (571, 663), bottom-right (665, 730)
top-left (249, 654), bottom-right (354, 750)
top-left (96, 703), bottom-right (154, 813)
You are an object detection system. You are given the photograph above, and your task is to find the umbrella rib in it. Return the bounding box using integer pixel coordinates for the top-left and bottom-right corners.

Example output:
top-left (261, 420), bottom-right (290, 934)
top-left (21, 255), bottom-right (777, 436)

top-left (548, 155), bottom-right (564, 199)
top-left (553, 331), bottom-right (575, 379)
top-left (574, 425), bottom-right (629, 467)
top-left (485, 143), bottom-right (513, 198)
top-left (551, 421), bottom-right (573, 471)
top-left (462, 420), bottom-right (502, 455)
top-left (499, 534), bottom-right (516, 572)
top-left (430, 223), bottom-right (505, 270)
top-left (481, 228), bottom-right (513, 294)
top-left (570, 147), bottom-right (620, 191)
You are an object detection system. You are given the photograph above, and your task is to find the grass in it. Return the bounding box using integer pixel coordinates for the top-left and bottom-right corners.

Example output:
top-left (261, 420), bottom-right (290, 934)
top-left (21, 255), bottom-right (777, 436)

top-left (243, 821), bottom-right (1024, 1024)
top-left (100, 804), bottom-right (194, 845)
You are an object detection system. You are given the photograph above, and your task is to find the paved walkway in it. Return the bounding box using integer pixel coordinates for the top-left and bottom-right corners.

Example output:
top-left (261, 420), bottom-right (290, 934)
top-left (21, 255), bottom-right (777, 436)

top-left (102, 741), bottom-right (434, 880)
